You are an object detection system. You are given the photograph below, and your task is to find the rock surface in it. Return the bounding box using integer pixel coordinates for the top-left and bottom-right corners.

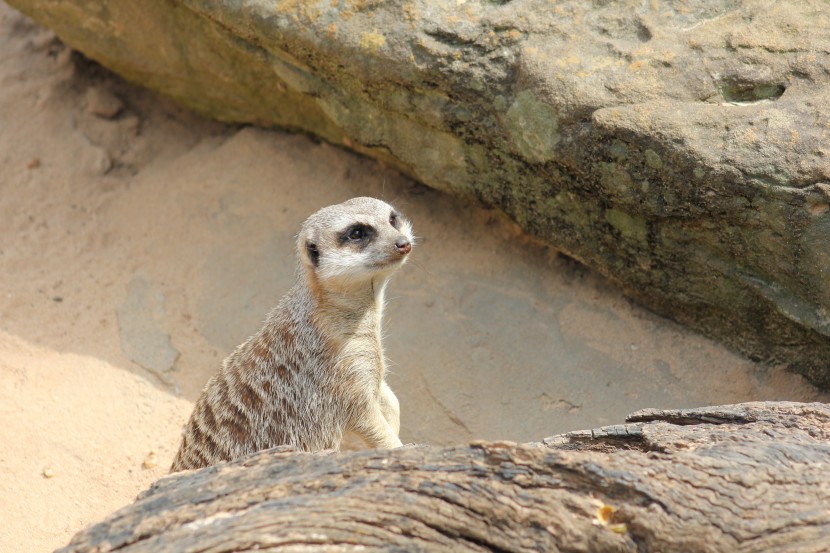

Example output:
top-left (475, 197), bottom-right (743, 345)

top-left (8, 0), bottom-right (830, 385)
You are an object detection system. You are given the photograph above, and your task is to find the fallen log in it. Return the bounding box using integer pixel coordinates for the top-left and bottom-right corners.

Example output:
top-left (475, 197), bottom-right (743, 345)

top-left (60, 402), bottom-right (830, 552)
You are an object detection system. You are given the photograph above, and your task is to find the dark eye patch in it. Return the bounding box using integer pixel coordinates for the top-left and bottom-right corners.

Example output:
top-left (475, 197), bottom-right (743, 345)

top-left (306, 241), bottom-right (320, 267)
top-left (339, 224), bottom-right (375, 245)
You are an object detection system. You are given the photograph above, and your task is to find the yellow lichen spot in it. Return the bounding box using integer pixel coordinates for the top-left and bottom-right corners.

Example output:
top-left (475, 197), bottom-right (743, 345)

top-left (457, 0), bottom-right (467, 4)
top-left (327, 23), bottom-right (337, 36)
top-left (345, 0), bottom-right (386, 11)
top-left (555, 56), bottom-right (580, 68)
top-left (360, 31), bottom-right (386, 51)
top-left (629, 60), bottom-right (644, 71)
top-left (596, 504), bottom-right (615, 525)
top-left (275, 0), bottom-right (322, 21)
top-left (593, 502), bottom-right (628, 533)
top-left (609, 523), bottom-right (628, 534)
top-left (790, 129), bottom-right (799, 144)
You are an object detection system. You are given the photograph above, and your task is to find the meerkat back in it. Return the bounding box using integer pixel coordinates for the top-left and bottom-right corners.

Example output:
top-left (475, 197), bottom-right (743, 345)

top-left (171, 197), bottom-right (413, 472)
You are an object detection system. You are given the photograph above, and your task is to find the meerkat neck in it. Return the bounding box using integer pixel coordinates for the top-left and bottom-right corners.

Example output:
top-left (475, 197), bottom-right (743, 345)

top-left (303, 273), bottom-right (389, 340)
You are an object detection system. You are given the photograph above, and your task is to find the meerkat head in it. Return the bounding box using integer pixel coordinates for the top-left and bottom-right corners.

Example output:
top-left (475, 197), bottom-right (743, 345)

top-left (297, 197), bottom-right (414, 289)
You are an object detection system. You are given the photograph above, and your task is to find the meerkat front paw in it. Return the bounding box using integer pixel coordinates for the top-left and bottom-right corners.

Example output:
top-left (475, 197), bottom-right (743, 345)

top-left (354, 402), bottom-right (402, 449)
top-left (378, 381), bottom-right (401, 435)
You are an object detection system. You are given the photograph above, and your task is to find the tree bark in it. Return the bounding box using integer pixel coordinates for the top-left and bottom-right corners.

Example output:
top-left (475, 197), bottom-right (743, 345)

top-left (60, 402), bottom-right (830, 552)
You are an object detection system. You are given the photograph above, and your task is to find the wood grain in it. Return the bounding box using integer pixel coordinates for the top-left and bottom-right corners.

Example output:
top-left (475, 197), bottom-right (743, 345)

top-left (60, 402), bottom-right (830, 552)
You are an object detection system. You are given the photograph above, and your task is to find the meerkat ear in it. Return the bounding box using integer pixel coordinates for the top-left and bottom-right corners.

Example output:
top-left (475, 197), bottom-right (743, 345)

top-left (305, 241), bottom-right (320, 267)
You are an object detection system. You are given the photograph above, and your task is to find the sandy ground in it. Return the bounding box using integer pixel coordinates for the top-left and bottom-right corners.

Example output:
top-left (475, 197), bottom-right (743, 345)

top-left (1, 5), bottom-right (828, 552)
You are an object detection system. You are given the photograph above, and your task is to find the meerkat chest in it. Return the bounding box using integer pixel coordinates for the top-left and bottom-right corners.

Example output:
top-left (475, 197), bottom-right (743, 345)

top-left (317, 302), bottom-right (387, 393)
top-left (333, 334), bottom-right (385, 392)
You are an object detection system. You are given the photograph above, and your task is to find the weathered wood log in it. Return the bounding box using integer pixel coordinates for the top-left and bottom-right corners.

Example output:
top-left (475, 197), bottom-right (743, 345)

top-left (61, 402), bottom-right (830, 552)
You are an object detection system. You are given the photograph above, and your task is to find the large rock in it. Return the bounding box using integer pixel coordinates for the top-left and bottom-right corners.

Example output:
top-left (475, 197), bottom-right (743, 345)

top-left (9, 0), bottom-right (830, 385)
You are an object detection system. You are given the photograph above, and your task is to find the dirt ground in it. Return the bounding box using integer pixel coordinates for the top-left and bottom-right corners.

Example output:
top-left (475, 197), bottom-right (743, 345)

top-left (1, 5), bottom-right (827, 552)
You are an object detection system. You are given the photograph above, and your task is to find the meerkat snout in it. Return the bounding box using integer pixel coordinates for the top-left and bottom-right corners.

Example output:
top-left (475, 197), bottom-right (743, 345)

top-left (395, 237), bottom-right (412, 255)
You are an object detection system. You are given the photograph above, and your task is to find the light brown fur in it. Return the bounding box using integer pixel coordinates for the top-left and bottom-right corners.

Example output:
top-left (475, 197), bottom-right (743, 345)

top-left (171, 197), bottom-right (412, 472)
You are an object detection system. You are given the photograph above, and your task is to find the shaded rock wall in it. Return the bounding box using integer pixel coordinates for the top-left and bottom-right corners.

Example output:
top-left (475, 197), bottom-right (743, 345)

top-left (9, 0), bottom-right (830, 385)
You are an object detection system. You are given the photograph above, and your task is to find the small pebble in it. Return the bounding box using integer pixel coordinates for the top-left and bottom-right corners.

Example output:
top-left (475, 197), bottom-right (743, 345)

top-left (142, 451), bottom-right (158, 470)
top-left (86, 86), bottom-right (124, 119)
top-left (26, 158), bottom-right (40, 169)
top-left (42, 467), bottom-right (55, 479)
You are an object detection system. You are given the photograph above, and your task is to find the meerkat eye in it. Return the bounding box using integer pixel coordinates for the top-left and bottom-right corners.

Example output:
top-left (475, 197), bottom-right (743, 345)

top-left (340, 224), bottom-right (374, 244)
top-left (389, 212), bottom-right (398, 228)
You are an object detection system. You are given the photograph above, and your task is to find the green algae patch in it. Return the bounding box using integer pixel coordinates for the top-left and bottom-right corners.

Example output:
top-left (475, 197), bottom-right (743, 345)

top-left (606, 209), bottom-right (648, 244)
top-left (644, 149), bottom-right (662, 170)
top-left (505, 90), bottom-right (561, 164)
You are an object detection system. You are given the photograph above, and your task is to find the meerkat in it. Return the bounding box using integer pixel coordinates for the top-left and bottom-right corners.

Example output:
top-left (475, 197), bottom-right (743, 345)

top-left (171, 197), bottom-right (413, 472)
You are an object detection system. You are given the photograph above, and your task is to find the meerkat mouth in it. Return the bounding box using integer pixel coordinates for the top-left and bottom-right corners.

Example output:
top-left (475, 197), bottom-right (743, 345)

top-left (368, 259), bottom-right (403, 270)
top-left (368, 254), bottom-right (408, 270)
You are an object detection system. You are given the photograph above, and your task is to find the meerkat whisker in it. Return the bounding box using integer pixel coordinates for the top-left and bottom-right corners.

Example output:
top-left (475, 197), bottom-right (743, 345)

top-left (407, 260), bottom-right (433, 277)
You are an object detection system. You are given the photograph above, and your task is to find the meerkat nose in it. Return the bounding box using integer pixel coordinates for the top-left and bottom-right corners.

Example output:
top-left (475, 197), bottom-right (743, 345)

top-left (395, 238), bottom-right (412, 255)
